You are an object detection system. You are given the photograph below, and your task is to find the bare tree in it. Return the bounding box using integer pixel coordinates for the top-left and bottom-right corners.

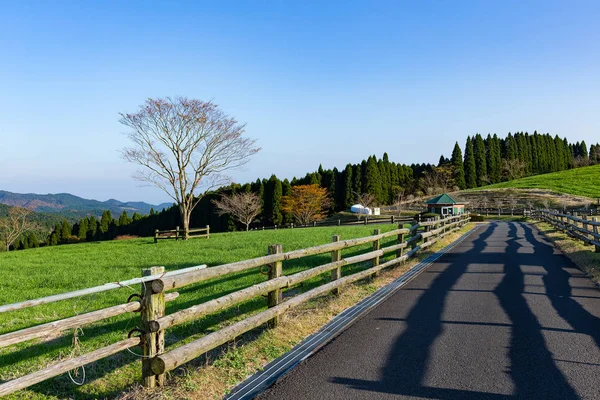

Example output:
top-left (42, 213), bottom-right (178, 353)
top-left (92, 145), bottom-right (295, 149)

top-left (0, 207), bottom-right (36, 251)
top-left (120, 97), bottom-right (260, 238)
top-left (494, 198), bottom-right (503, 216)
top-left (212, 192), bottom-right (261, 231)
top-left (501, 159), bottom-right (526, 181)
top-left (391, 186), bottom-right (405, 211)
top-left (507, 195), bottom-right (518, 216)
top-left (481, 196), bottom-right (489, 216)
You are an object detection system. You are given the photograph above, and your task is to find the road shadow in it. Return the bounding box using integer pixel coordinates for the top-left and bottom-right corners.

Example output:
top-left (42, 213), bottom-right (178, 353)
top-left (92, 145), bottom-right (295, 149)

top-left (329, 222), bottom-right (580, 399)
top-left (521, 222), bottom-right (600, 349)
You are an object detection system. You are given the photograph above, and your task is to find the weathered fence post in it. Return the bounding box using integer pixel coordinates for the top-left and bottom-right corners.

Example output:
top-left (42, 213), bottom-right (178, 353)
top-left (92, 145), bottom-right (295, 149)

top-left (372, 229), bottom-right (381, 277)
top-left (397, 224), bottom-right (405, 259)
top-left (593, 218), bottom-right (600, 253)
top-left (141, 266), bottom-right (166, 388)
top-left (391, 215), bottom-right (395, 224)
top-left (206, 225), bottom-right (210, 239)
top-left (175, 226), bottom-right (179, 241)
top-left (337, 219), bottom-right (341, 226)
top-left (154, 229), bottom-right (158, 244)
top-left (331, 235), bottom-right (342, 295)
top-left (267, 244), bottom-right (283, 327)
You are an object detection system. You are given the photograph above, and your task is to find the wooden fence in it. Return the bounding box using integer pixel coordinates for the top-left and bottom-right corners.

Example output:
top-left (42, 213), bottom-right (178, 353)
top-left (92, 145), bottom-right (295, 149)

top-left (154, 226), bottom-right (210, 243)
top-left (532, 210), bottom-right (600, 252)
top-left (254, 215), bottom-right (415, 230)
top-left (0, 214), bottom-right (469, 396)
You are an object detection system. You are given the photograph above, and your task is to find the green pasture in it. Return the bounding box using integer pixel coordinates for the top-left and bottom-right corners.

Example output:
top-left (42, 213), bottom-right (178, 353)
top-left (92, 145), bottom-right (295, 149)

top-left (0, 224), bottom-right (403, 399)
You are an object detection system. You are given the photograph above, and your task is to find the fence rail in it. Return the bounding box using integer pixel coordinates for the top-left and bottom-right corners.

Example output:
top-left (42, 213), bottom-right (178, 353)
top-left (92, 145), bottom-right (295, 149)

top-left (154, 226), bottom-right (210, 243)
top-left (0, 214), bottom-right (469, 396)
top-left (252, 215), bottom-right (415, 231)
top-left (532, 210), bottom-right (600, 252)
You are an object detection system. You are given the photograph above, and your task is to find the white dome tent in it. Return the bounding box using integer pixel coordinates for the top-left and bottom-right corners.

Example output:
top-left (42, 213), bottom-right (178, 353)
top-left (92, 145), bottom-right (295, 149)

top-left (350, 204), bottom-right (372, 215)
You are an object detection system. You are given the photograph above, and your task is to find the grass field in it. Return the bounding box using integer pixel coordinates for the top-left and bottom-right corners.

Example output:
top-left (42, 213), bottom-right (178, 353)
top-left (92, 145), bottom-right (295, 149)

top-left (0, 224), bottom-right (407, 399)
top-left (476, 164), bottom-right (600, 198)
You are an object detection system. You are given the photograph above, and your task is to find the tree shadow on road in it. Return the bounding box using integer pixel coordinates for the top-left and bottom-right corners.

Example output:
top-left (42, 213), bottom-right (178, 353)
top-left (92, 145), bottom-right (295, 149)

top-left (329, 222), bottom-right (581, 399)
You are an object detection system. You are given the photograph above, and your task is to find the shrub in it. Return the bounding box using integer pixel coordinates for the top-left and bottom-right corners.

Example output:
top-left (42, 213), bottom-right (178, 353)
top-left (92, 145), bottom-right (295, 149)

top-left (469, 213), bottom-right (485, 222)
top-left (115, 235), bottom-right (140, 240)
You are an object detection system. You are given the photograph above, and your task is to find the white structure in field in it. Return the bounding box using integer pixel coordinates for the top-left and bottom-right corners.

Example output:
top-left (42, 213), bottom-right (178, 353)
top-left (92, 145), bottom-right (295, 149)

top-left (350, 204), bottom-right (372, 215)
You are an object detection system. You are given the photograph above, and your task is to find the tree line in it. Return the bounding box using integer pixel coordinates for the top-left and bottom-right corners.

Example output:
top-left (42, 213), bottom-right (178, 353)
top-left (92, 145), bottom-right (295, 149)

top-left (8, 131), bottom-right (600, 250)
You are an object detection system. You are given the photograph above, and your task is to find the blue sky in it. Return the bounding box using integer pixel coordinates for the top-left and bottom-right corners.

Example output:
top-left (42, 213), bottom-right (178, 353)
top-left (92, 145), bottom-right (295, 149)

top-left (1, 0), bottom-right (598, 204)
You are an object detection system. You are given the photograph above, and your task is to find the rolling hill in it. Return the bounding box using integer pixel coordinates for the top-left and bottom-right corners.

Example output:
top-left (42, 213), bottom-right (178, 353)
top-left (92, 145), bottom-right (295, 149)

top-left (0, 190), bottom-right (173, 219)
top-left (475, 164), bottom-right (600, 199)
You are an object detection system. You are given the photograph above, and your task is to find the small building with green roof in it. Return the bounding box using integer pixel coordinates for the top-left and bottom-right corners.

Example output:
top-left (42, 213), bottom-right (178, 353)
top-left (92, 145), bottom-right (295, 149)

top-left (425, 194), bottom-right (466, 216)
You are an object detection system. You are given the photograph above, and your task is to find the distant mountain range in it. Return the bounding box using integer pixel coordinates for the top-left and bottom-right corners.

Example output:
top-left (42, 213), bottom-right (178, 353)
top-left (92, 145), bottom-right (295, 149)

top-left (0, 190), bottom-right (173, 219)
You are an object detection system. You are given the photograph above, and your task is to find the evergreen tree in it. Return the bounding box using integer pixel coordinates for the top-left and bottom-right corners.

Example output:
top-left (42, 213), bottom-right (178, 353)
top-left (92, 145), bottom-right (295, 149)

top-left (352, 164), bottom-right (362, 196)
top-left (343, 164), bottom-right (353, 208)
top-left (581, 140), bottom-right (588, 160)
top-left (118, 211), bottom-right (132, 227)
top-left (473, 134), bottom-right (487, 186)
top-left (590, 144), bottom-right (598, 164)
top-left (59, 219), bottom-right (71, 242)
top-left (87, 216), bottom-right (98, 241)
top-left (364, 157), bottom-right (383, 202)
top-left (451, 142), bottom-right (466, 189)
top-left (28, 232), bottom-right (39, 248)
top-left (281, 179), bottom-right (293, 224)
top-left (270, 175), bottom-right (283, 225)
top-left (77, 218), bottom-right (88, 241)
top-left (100, 210), bottom-right (112, 238)
top-left (464, 136), bottom-right (477, 189)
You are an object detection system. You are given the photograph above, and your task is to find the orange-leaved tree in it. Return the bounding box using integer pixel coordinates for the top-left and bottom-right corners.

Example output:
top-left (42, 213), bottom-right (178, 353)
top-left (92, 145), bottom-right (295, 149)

top-left (281, 184), bottom-right (331, 226)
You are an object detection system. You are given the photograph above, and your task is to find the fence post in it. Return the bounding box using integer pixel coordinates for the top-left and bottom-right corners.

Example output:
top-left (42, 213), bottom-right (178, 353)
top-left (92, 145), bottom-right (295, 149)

top-left (206, 225), bottom-right (210, 239)
top-left (313, 221), bottom-right (316, 228)
top-left (175, 226), bottom-right (179, 241)
top-left (593, 218), bottom-right (600, 253)
top-left (337, 219), bottom-right (341, 226)
top-left (141, 266), bottom-right (166, 388)
top-left (154, 229), bottom-right (158, 244)
top-left (267, 244), bottom-right (283, 327)
top-left (372, 229), bottom-right (381, 277)
top-left (391, 215), bottom-right (395, 224)
top-left (397, 224), bottom-right (405, 259)
top-left (331, 235), bottom-right (342, 295)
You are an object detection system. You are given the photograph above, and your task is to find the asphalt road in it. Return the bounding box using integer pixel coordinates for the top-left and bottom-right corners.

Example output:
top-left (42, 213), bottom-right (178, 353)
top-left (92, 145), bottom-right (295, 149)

top-left (256, 222), bottom-right (600, 399)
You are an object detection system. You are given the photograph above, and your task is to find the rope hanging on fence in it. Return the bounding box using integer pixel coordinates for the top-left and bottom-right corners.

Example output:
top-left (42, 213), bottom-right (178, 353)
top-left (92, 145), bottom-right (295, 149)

top-left (67, 327), bottom-right (86, 386)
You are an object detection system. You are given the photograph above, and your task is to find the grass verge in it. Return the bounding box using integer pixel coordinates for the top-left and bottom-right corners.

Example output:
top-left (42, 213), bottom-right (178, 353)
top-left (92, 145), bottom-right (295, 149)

top-left (121, 223), bottom-right (474, 400)
top-left (531, 220), bottom-right (600, 285)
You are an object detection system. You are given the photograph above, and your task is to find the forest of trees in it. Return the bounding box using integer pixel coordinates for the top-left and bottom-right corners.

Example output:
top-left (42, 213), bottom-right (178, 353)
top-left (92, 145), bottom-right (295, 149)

top-left (10, 131), bottom-right (600, 250)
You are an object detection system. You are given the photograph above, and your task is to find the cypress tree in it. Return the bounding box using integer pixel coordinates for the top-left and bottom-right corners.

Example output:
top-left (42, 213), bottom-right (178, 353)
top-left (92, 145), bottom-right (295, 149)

top-left (464, 137), bottom-right (477, 189)
top-left (451, 142), bottom-right (466, 189)
top-left (59, 220), bottom-right (71, 243)
top-left (271, 175), bottom-right (283, 225)
top-left (343, 164), bottom-right (353, 208)
top-left (87, 216), bottom-right (98, 241)
top-left (100, 210), bottom-right (112, 238)
top-left (28, 232), bottom-right (39, 248)
top-left (352, 164), bottom-right (362, 196)
top-left (473, 134), bottom-right (487, 186)
top-left (118, 211), bottom-right (132, 227)
top-left (365, 157), bottom-right (383, 202)
top-left (590, 144), bottom-right (598, 164)
top-left (77, 218), bottom-right (88, 241)
top-left (581, 141), bottom-right (588, 160)
top-left (281, 179), bottom-right (293, 224)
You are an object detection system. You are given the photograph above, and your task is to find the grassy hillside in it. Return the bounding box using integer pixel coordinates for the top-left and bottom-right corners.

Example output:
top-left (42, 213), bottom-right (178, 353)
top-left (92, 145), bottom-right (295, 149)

top-left (0, 224), bottom-right (402, 399)
top-left (476, 164), bottom-right (600, 198)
